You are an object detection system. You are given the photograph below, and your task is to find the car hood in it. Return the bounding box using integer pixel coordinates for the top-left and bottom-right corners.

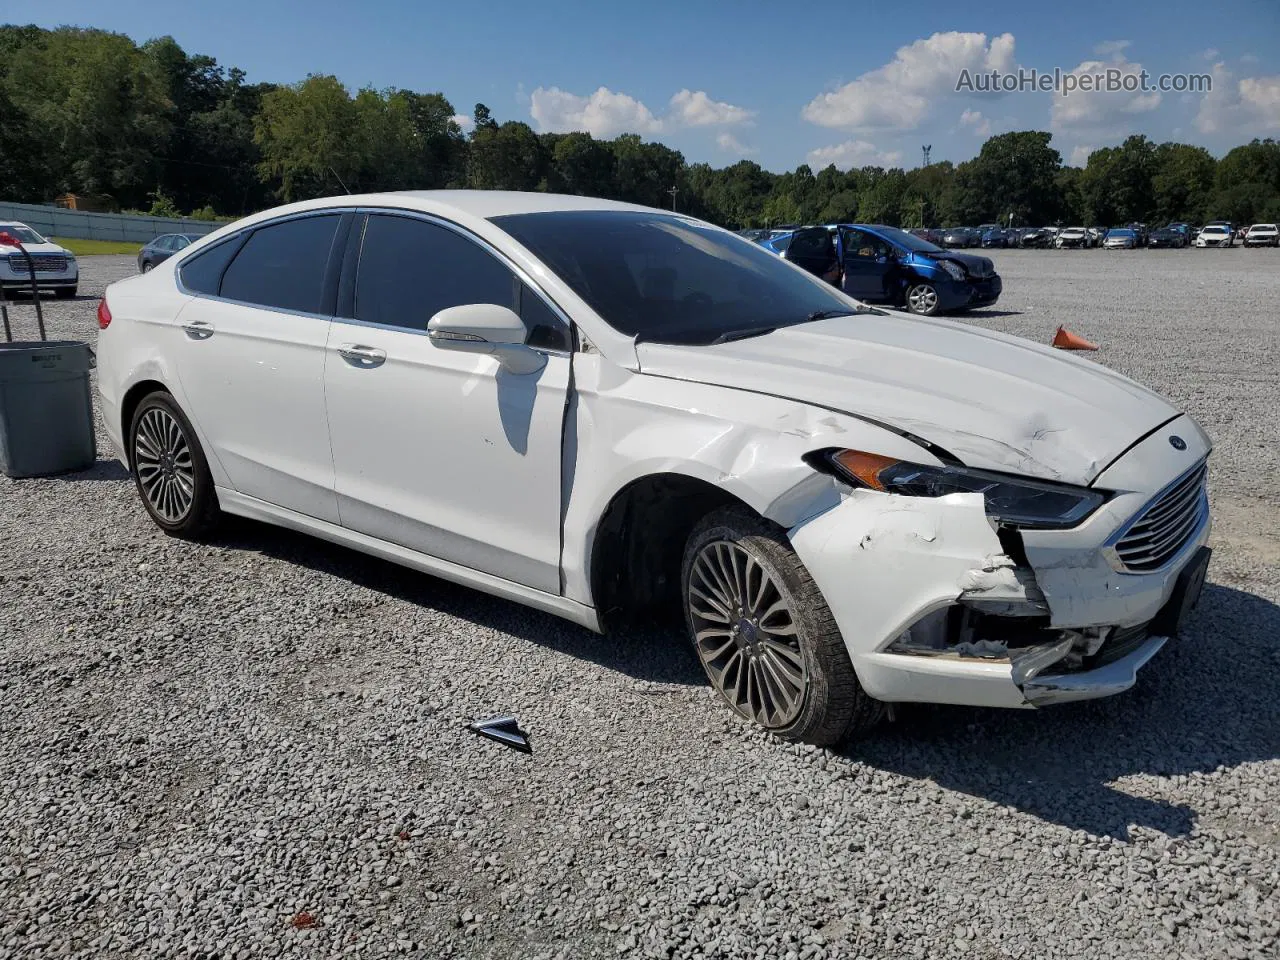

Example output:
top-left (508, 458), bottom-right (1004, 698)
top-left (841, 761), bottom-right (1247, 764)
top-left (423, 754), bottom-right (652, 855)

top-left (3, 241), bottom-right (70, 256)
top-left (925, 251), bottom-right (995, 276)
top-left (635, 313), bottom-right (1180, 486)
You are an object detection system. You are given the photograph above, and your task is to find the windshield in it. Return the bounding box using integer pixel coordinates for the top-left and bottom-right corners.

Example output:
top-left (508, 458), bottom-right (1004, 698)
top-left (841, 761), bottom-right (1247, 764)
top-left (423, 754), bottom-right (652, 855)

top-left (493, 211), bottom-right (857, 346)
top-left (1203, 226), bottom-right (1227, 234)
top-left (1111, 229), bottom-right (1136, 237)
top-left (874, 226), bottom-right (943, 253)
top-left (0, 225), bottom-right (47, 244)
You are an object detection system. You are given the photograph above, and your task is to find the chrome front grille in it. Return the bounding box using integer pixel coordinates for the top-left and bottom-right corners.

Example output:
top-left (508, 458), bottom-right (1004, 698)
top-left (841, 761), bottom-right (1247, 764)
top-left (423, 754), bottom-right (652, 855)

top-left (8, 253), bottom-right (68, 272)
top-left (1112, 462), bottom-right (1208, 572)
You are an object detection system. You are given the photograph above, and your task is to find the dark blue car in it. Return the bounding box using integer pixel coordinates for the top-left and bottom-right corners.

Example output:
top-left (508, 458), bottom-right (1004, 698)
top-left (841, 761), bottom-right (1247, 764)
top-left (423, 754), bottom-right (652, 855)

top-left (763, 224), bottom-right (1002, 315)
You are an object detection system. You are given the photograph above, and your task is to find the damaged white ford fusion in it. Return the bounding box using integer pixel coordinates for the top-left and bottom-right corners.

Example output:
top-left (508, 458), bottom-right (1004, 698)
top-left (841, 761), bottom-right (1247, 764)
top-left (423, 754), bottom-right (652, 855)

top-left (96, 192), bottom-right (1212, 746)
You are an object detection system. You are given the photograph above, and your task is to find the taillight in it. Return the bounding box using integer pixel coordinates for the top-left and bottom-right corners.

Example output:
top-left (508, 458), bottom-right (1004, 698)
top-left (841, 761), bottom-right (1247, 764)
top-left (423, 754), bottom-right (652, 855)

top-left (97, 299), bottom-right (112, 329)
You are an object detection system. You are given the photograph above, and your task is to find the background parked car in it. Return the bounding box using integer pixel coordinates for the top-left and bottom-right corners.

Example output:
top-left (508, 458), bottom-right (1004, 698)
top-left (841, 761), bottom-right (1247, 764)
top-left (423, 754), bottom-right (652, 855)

top-left (0, 220), bottom-right (79, 298)
top-left (940, 227), bottom-right (973, 248)
top-left (1195, 224), bottom-right (1234, 248)
top-left (1018, 228), bottom-right (1052, 248)
top-left (1200, 221), bottom-right (1235, 247)
top-left (1056, 227), bottom-right (1089, 248)
top-left (1103, 228), bottom-right (1139, 249)
top-left (1243, 223), bottom-right (1279, 247)
top-left (980, 227), bottom-right (1010, 248)
top-left (777, 223), bottom-right (1001, 315)
top-left (1146, 227), bottom-right (1187, 249)
top-left (137, 233), bottom-right (204, 273)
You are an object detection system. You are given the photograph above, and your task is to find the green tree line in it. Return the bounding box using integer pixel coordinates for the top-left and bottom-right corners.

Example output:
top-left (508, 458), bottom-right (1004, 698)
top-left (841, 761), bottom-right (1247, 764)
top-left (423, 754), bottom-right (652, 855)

top-left (3, 25), bottom-right (1279, 228)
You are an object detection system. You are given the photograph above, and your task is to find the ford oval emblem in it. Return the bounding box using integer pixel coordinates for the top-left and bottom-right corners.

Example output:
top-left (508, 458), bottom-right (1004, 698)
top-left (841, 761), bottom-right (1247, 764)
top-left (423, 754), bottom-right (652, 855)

top-left (1169, 435), bottom-right (1187, 451)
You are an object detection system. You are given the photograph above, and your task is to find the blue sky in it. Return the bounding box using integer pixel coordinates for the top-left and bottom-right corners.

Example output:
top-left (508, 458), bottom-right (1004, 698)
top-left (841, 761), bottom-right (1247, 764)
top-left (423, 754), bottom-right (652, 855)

top-left (21, 0), bottom-right (1280, 171)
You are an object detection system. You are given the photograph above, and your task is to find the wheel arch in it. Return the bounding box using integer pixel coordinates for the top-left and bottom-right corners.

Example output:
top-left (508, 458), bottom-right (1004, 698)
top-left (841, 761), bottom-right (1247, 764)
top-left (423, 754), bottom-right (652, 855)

top-left (119, 379), bottom-right (171, 467)
top-left (588, 471), bottom-right (762, 632)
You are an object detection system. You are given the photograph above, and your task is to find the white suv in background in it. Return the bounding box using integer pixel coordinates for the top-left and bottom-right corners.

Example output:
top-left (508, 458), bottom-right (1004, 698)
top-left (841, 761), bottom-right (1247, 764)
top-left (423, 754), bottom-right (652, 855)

top-left (94, 192), bottom-right (1213, 745)
top-left (1243, 223), bottom-right (1279, 247)
top-left (0, 221), bottom-right (78, 298)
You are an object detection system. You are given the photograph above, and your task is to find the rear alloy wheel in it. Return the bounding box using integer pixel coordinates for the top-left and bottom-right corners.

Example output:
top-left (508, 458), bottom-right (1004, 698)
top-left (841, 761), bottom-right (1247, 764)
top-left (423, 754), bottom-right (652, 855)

top-left (141, 261), bottom-right (153, 273)
top-left (905, 282), bottom-right (941, 315)
top-left (682, 507), bottom-right (883, 745)
top-left (129, 392), bottom-right (220, 538)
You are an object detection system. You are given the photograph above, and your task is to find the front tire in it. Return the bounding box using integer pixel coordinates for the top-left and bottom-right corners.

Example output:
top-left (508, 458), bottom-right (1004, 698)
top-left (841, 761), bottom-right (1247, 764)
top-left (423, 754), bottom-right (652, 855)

top-left (905, 282), bottom-right (941, 315)
top-left (129, 392), bottom-right (220, 539)
top-left (682, 507), bottom-right (883, 745)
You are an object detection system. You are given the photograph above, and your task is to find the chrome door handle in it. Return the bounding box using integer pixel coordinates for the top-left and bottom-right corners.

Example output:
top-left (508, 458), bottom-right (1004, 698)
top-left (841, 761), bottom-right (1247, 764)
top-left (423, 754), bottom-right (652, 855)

top-left (182, 319), bottom-right (215, 339)
top-left (337, 344), bottom-right (387, 368)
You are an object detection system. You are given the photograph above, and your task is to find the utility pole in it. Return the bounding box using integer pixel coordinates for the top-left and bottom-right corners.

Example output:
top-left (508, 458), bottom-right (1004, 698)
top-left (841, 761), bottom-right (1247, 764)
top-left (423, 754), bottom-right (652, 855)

top-left (668, 186), bottom-right (679, 211)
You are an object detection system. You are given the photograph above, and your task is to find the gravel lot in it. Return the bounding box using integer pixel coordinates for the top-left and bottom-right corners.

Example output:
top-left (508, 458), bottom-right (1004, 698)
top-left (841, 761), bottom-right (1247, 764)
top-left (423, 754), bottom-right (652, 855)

top-left (2, 250), bottom-right (1278, 960)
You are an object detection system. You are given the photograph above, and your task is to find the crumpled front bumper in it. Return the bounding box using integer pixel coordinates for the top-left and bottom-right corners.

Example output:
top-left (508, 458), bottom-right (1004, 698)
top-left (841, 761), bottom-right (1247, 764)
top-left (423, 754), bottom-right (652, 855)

top-left (788, 416), bottom-right (1212, 709)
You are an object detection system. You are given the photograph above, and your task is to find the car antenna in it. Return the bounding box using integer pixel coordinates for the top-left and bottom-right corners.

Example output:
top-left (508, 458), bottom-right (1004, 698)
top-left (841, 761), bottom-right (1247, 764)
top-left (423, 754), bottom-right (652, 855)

top-left (329, 166), bottom-right (353, 195)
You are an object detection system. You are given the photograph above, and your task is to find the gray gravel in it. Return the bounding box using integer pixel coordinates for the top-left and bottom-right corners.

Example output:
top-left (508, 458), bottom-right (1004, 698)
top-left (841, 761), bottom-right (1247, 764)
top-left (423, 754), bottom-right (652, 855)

top-left (1, 250), bottom-right (1278, 959)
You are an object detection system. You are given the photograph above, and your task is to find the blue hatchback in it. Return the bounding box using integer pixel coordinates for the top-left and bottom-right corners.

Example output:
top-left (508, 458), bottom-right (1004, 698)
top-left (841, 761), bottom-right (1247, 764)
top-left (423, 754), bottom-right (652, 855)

top-left (760, 224), bottom-right (1002, 315)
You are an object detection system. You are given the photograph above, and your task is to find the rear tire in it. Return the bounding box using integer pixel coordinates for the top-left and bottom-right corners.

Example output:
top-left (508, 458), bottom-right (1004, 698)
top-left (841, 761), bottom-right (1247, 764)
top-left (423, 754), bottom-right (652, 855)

top-left (128, 392), bottom-right (220, 539)
top-left (682, 506), bottom-right (883, 746)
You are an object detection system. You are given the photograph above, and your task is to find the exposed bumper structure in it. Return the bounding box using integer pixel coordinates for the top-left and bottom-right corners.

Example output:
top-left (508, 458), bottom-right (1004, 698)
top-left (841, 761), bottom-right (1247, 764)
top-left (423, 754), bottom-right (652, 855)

top-left (789, 418), bottom-right (1212, 710)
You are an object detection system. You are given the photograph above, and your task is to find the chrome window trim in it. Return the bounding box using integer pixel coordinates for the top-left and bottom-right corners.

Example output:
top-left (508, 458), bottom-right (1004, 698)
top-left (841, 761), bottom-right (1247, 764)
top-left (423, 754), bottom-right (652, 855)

top-left (1101, 458), bottom-right (1210, 575)
top-left (171, 204), bottom-right (576, 354)
top-left (172, 208), bottom-right (354, 322)
top-left (341, 207), bottom-right (575, 356)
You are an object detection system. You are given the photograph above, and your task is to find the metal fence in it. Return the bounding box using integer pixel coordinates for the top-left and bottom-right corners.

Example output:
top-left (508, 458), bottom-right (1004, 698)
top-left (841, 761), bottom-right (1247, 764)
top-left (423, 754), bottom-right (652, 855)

top-left (0, 201), bottom-right (231, 243)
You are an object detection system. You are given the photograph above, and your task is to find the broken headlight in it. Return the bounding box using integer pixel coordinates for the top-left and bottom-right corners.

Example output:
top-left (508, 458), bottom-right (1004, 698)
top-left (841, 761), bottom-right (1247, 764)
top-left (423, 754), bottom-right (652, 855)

top-left (938, 259), bottom-right (966, 281)
top-left (824, 450), bottom-right (1106, 529)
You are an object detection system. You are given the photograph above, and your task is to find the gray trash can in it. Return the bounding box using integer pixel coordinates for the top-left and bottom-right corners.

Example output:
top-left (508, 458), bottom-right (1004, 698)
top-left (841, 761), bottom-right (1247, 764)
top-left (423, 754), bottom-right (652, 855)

top-left (0, 338), bottom-right (98, 478)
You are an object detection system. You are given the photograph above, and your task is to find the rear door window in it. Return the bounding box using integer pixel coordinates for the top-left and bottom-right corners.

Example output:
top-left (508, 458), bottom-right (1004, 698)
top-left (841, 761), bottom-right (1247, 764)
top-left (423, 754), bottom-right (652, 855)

top-left (219, 215), bottom-right (342, 314)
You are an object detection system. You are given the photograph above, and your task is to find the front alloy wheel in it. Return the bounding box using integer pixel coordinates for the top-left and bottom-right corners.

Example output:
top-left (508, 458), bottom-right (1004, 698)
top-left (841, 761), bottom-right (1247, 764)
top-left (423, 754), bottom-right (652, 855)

top-left (905, 282), bottom-right (940, 315)
top-left (130, 392), bottom-right (220, 538)
top-left (682, 507), bottom-right (883, 745)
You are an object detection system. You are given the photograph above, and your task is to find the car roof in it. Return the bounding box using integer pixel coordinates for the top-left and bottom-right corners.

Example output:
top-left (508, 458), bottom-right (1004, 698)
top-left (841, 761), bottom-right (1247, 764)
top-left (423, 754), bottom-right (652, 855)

top-left (293, 190), bottom-right (657, 221)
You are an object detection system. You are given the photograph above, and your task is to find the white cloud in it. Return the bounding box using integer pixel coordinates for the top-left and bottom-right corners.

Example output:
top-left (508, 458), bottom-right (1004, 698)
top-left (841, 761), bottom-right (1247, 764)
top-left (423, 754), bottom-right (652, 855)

top-left (1068, 144), bottom-right (1095, 167)
top-left (959, 108), bottom-right (992, 136)
top-left (1241, 53), bottom-right (1260, 65)
top-left (807, 140), bottom-right (904, 171)
top-left (1194, 63), bottom-right (1280, 134)
top-left (669, 90), bottom-right (755, 127)
top-left (1094, 40), bottom-right (1132, 59)
top-left (1201, 48), bottom-right (1221, 61)
top-left (716, 132), bottom-right (757, 155)
top-left (528, 85), bottom-right (754, 138)
top-left (529, 86), bottom-right (663, 138)
top-left (802, 31), bottom-right (1016, 132)
top-left (1050, 57), bottom-right (1162, 131)
top-left (451, 114), bottom-right (474, 133)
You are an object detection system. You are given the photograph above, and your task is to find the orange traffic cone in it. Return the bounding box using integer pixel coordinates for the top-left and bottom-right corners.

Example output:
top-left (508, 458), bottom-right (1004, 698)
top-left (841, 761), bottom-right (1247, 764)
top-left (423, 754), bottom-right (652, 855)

top-left (1052, 326), bottom-right (1099, 351)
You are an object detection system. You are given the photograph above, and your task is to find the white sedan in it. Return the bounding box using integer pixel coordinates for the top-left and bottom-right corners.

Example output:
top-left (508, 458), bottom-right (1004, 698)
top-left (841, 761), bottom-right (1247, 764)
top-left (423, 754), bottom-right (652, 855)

top-left (95, 192), bottom-right (1213, 744)
top-left (1195, 225), bottom-right (1234, 248)
top-left (0, 221), bottom-right (79, 297)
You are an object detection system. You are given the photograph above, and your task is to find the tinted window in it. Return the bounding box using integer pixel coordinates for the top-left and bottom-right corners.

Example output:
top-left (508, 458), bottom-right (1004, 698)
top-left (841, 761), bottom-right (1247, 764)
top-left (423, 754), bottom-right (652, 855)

top-left (220, 215), bottom-right (341, 314)
top-left (154, 236), bottom-right (175, 251)
top-left (494, 211), bottom-right (855, 345)
top-left (172, 236), bottom-right (191, 250)
top-left (354, 215), bottom-right (515, 331)
top-left (179, 236), bottom-right (245, 296)
top-left (520, 282), bottom-right (570, 351)
top-left (786, 229), bottom-right (834, 261)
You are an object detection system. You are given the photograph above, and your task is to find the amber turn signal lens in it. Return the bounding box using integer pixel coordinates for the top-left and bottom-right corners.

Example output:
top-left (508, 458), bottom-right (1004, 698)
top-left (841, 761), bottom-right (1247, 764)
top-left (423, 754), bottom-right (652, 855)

top-left (831, 450), bottom-right (901, 491)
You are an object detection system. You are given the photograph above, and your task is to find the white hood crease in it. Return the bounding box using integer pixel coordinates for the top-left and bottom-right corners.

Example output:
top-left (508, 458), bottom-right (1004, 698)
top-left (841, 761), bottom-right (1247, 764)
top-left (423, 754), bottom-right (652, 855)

top-left (636, 313), bottom-right (1180, 487)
